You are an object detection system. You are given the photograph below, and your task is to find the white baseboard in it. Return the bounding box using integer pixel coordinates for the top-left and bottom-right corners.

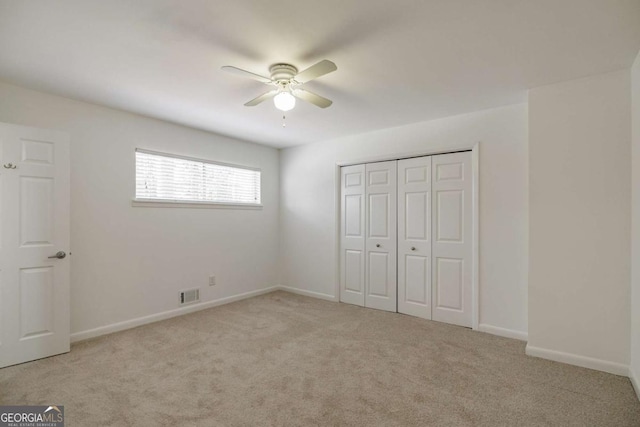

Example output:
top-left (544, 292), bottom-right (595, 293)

top-left (71, 286), bottom-right (280, 343)
top-left (525, 344), bottom-right (629, 376)
top-left (630, 367), bottom-right (640, 401)
top-left (277, 285), bottom-right (337, 302)
top-left (477, 323), bottom-right (528, 341)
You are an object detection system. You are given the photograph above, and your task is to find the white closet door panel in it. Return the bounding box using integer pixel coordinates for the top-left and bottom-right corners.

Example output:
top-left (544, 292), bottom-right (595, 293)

top-left (340, 165), bottom-right (365, 306)
top-left (368, 252), bottom-right (389, 296)
top-left (398, 156), bottom-right (432, 319)
top-left (344, 250), bottom-right (363, 293)
top-left (404, 255), bottom-right (429, 304)
top-left (434, 257), bottom-right (464, 311)
top-left (431, 152), bottom-right (472, 327)
top-left (365, 161), bottom-right (397, 312)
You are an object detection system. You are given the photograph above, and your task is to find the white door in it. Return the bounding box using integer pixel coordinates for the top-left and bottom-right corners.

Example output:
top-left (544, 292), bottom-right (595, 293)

top-left (340, 164), bottom-right (365, 307)
top-left (397, 156), bottom-right (432, 319)
top-left (364, 161), bottom-right (397, 312)
top-left (431, 152), bottom-right (472, 327)
top-left (0, 122), bottom-right (70, 368)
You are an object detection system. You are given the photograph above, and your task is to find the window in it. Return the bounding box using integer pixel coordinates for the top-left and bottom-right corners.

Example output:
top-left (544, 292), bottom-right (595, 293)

top-left (135, 149), bottom-right (261, 206)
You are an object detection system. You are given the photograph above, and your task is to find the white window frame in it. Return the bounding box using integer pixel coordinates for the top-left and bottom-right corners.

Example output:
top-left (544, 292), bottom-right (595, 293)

top-left (132, 148), bottom-right (263, 209)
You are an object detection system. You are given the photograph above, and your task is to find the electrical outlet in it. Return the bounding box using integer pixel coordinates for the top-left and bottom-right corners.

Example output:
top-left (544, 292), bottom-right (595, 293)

top-left (209, 275), bottom-right (216, 286)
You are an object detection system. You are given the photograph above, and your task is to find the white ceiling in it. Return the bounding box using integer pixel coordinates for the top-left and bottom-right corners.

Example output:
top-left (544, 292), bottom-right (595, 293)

top-left (0, 1), bottom-right (639, 148)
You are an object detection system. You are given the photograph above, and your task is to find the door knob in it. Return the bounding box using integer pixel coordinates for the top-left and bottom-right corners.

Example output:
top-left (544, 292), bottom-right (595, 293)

top-left (376, 244), bottom-right (381, 248)
top-left (48, 251), bottom-right (66, 259)
top-left (411, 247), bottom-right (416, 251)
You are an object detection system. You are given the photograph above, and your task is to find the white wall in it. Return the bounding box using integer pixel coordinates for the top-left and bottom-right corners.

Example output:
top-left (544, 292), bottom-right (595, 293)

top-left (0, 80), bottom-right (280, 336)
top-left (528, 69), bottom-right (631, 372)
top-left (631, 51), bottom-right (640, 392)
top-left (280, 104), bottom-right (529, 337)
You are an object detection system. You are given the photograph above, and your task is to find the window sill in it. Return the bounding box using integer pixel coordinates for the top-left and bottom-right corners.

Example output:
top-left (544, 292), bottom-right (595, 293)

top-left (131, 199), bottom-right (263, 210)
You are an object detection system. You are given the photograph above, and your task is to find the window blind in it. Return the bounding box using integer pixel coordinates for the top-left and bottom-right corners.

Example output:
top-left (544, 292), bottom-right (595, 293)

top-left (135, 150), bottom-right (261, 204)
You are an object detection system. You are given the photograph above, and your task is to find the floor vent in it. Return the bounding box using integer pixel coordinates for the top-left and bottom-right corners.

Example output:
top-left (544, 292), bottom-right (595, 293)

top-left (180, 288), bottom-right (200, 305)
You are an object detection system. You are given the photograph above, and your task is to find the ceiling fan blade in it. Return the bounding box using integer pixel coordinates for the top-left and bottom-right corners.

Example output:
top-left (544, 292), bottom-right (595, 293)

top-left (294, 60), bottom-right (337, 83)
top-left (244, 90), bottom-right (278, 106)
top-left (293, 89), bottom-right (333, 108)
top-left (221, 66), bottom-right (272, 84)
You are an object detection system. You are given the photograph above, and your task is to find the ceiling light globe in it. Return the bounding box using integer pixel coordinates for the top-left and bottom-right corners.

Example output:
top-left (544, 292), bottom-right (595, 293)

top-left (274, 92), bottom-right (296, 111)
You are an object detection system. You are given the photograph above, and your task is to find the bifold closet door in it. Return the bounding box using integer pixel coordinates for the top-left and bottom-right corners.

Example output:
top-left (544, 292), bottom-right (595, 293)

top-left (397, 156), bottom-right (432, 319)
top-left (340, 152), bottom-right (472, 326)
top-left (364, 161), bottom-right (397, 312)
top-left (432, 152), bottom-right (472, 327)
top-left (340, 164), bottom-right (366, 306)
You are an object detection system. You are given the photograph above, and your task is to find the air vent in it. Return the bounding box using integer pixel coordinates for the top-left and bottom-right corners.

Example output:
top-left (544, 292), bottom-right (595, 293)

top-left (180, 288), bottom-right (200, 305)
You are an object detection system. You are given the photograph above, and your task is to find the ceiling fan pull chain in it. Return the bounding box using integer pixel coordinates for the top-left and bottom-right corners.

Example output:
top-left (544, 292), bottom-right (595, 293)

top-left (282, 114), bottom-right (286, 128)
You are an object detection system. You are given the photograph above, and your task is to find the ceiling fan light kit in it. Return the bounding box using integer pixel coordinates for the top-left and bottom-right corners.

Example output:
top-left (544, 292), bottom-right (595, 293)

top-left (221, 60), bottom-right (337, 114)
top-left (273, 91), bottom-right (296, 111)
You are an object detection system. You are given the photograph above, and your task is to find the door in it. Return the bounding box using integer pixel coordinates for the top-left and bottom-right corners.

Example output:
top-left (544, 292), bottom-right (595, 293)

top-left (0, 122), bottom-right (70, 368)
top-left (431, 152), bottom-right (472, 327)
top-left (364, 161), bottom-right (397, 312)
top-left (340, 164), bottom-right (365, 306)
top-left (397, 156), bottom-right (432, 319)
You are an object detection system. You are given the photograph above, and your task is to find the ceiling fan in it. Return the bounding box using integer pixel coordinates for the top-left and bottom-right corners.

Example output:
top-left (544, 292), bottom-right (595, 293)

top-left (221, 60), bottom-right (337, 112)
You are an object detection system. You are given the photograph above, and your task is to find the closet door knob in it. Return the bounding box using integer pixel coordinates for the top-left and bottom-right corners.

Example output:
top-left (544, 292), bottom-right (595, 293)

top-left (411, 247), bottom-right (416, 251)
top-left (376, 244), bottom-right (380, 248)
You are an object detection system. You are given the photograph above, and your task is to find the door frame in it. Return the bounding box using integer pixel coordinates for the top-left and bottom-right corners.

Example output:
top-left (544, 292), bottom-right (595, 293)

top-left (334, 142), bottom-right (480, 330)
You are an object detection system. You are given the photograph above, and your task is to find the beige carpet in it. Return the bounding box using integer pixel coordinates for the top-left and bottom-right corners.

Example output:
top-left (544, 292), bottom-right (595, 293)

top-left (1, 291), bottom-right (639, 426)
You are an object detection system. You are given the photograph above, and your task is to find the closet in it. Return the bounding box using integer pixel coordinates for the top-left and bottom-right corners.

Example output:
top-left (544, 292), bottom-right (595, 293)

top-left (339, 151), bottom-right (473, 328)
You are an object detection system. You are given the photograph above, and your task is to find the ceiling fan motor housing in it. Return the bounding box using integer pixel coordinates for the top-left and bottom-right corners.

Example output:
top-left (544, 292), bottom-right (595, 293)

top-left (269, 63), bottom-right (298, 85)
